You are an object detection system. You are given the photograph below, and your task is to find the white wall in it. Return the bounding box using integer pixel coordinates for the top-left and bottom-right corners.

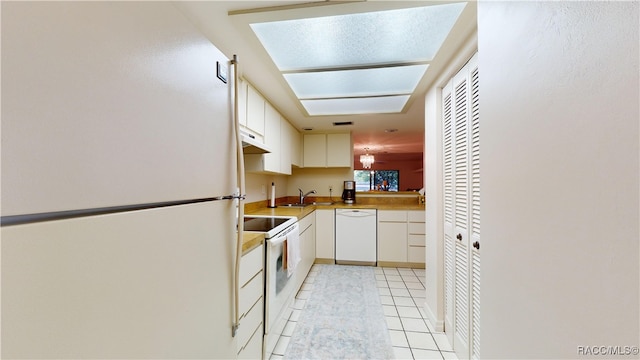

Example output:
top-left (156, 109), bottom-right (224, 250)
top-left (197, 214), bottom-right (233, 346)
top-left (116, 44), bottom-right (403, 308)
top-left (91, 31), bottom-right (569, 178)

top-left (478, 2), bottom-right (639, 358)
top-left (244, 172), bottom-right (289, 203)
top-left (287, 167), bottom-right (353, 198)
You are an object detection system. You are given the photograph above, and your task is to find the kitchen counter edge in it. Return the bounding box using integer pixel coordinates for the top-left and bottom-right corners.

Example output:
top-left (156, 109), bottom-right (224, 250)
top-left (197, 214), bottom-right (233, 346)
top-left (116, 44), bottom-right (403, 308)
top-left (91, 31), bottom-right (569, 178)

top-left (242, 232), bottom-right (265, 255)
top-left (245, 203), bottom-right (425, 221)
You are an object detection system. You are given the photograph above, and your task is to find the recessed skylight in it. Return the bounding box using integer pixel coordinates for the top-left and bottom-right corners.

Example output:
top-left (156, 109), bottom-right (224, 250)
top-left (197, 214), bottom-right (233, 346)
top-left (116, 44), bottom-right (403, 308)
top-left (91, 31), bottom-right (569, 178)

top-left (250, 4), bottom-right (466, 71)
top-left (249, 3), bottom-right (466, 116)
top-left (283, 65), bottom-right (428, 99)
top-left (301, 96), bottom-right (410, 116)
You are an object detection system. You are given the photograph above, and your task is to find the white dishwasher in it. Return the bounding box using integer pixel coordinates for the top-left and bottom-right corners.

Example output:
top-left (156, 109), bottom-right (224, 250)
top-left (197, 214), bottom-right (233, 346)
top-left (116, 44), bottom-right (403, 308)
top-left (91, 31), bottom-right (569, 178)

top-left (335, 208), bottom-right (377, 265)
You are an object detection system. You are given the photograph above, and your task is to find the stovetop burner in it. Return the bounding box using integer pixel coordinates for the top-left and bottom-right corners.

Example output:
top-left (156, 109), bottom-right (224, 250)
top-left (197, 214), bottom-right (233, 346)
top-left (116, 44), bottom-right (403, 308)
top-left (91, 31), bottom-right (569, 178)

top-left (244, 216), bottom-right (291, 232)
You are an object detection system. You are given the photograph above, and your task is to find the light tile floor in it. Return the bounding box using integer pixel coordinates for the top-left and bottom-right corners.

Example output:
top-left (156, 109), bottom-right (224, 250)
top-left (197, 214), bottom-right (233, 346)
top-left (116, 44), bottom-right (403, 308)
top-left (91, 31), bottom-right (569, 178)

top-left (270, 265), bottom-right (458, 360)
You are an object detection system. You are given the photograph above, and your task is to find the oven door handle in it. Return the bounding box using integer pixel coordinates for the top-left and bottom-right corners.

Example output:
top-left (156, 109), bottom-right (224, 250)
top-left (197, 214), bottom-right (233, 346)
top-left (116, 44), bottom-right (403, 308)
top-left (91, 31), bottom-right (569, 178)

top-left (268, 223), bottom-right (298, 247)
top-left (269, 236), bottom-right (287, 246)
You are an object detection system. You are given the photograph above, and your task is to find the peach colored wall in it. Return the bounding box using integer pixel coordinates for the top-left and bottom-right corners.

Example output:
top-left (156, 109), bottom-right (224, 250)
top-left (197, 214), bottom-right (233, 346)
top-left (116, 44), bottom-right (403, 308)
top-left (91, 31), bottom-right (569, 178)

top-left (353, 156), bottom-right (423, 191)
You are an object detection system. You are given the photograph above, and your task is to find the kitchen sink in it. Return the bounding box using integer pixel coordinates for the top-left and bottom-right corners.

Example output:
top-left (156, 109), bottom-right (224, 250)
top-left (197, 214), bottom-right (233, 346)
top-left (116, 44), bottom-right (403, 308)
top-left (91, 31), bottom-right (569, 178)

top-left (278, 202), bottom-right (335, 207)
top-left (278, 203), bottom-right (311, 208)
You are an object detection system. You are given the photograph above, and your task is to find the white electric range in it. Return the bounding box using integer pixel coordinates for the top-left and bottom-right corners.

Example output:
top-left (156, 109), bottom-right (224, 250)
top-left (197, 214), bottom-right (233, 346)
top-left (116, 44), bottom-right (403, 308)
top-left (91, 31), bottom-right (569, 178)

top-left (243, 215), bottom-right (299, 359)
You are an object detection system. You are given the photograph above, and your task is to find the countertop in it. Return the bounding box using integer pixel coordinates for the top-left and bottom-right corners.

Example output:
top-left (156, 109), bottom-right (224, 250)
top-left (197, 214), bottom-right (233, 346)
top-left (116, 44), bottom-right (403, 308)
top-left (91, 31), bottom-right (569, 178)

top-left (245, 202), bottom-right (425, 221)
top-left (242, 232), bottom-right (265, 255)
top-left (242, 201), bottom-right (424, 253)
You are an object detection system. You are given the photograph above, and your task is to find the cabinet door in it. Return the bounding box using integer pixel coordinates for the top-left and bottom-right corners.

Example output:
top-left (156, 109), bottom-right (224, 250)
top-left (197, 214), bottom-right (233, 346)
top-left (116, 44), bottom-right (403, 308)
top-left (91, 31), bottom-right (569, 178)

top-left (315, 209), bottom-right (334, 260)
top-left (297, 213), bottom-right (316, 286)
top-left (378, 210), bottom-right (407, 222)
top-left (408, 244), bottom-right (425, 263)
top-left (303, 134), bottom-right (327, 167)
top-left (408, 211), bottom-right (426, 264)
top-left (238, 245), bottom-right (264, 358)
top-left (326, 133), bottom-right (351, 167)
top-left (280, 118), bottom-right (293, 175)
top-left (291, 126), bottom-right (302, 167)
top-left (378, 222), bottom-right (408, 262)
top-left (377, 211), bottom-right (408, 262)
top-left (238, 324), bottom-right (263, 360)
top-left (262, 102), bottom-right (281, 173)
top-left (246, 84), bottom-right (265, 136)
top-left (238, 78), bottom-right (248, 128)
top-left (408, 210), bottom-right (425, 223)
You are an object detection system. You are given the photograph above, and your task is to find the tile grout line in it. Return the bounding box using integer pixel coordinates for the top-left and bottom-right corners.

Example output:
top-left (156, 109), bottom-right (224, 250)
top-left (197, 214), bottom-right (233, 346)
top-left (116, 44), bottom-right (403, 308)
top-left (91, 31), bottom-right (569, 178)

top-left (381, 267), bottom-right (458, 360)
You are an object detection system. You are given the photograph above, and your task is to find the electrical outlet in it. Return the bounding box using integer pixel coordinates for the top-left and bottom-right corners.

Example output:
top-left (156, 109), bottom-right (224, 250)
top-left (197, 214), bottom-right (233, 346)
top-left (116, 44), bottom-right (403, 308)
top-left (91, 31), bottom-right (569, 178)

top-left (329, 185), bottom-right (333, 192)
top-left (261, 184), bottom-right (266, 194)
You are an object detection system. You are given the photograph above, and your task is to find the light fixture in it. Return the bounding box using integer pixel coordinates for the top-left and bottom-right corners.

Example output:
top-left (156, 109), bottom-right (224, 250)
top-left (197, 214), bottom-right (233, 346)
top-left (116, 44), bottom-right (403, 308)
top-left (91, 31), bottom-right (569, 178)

top-left (360, 148), bottom-right (375, 169)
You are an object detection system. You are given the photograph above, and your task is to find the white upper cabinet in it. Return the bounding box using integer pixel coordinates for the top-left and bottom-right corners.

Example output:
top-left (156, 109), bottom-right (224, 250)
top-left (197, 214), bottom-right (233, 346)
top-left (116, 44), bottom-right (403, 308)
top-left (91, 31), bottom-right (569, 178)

top-left (279, 116), bottom-right (293, 175)
top-left (303, 133), bottom-right (351, 168)
top-left (303, 134), bottom-right (326, 167)
top-left (262, 102), bottom-right (281, 173)
top-left (327, 133), bottom-right (352, 167)
top-left (244, 82), bottom-right (299, 175)
top-left (290, 123), bottom-right (302, 168)
top-left (245, 83), bottom-right (265, 140)
top-left (237, 78), bottom-right (248, 128)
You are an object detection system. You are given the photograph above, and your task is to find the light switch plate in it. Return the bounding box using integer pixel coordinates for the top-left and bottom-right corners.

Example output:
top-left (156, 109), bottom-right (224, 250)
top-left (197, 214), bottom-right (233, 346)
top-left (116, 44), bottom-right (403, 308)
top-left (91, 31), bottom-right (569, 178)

top-left (216, 61), bottom-right (228, 83)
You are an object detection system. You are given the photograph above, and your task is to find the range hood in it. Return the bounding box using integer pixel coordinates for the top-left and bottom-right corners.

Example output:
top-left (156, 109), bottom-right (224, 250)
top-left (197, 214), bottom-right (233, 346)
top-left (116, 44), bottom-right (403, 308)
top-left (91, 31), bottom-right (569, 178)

top-left (241, 131), bottom-right (272, 154)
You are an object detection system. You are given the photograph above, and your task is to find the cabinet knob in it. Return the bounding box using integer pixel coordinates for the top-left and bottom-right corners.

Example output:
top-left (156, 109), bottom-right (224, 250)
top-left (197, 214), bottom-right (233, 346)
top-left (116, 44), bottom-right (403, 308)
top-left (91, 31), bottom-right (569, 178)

top-left (473, 241), bottom-right (480, 250)
top-left (456, 233), bottom-right (462, 241)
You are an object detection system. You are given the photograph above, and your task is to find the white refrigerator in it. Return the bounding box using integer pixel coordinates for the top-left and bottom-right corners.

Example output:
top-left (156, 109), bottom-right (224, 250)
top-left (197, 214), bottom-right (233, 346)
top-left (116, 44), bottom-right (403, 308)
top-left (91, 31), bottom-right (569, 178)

top-left (1, 2), bottom-right (242, 358)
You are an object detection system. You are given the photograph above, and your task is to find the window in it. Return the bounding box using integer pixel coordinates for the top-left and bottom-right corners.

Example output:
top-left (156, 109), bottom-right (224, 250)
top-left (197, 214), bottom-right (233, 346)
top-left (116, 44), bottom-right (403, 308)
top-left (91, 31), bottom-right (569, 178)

top-left (354, 170), bottom-right (400, 192)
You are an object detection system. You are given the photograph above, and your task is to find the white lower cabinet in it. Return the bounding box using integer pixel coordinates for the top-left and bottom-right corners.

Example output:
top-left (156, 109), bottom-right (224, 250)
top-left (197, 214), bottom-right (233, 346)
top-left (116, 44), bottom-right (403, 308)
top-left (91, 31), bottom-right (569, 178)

top-left (408, 210), bottom-right (426, 263)
top-left (314, 209), bottom-right (335, 262)
top-left (237, 245), bottom-right (264, 360)
top-left (377, 210), bottom-right (425, 267)
top-left (293, 213), bottom-right (316, 291)
top-left (378, 210), bottom-right (408, 262)
top-left (238, 323), bottom-right (263, 360)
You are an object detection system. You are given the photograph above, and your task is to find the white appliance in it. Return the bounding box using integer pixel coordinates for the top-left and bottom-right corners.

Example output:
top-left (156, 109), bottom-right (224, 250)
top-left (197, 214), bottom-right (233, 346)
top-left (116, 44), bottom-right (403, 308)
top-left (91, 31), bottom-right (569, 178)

top-left (335, 209), bottom-right (378, 265)
top-left (243, 215), bottom-right (299, 359)
top-left (1, 3), bottom-right (245, 359)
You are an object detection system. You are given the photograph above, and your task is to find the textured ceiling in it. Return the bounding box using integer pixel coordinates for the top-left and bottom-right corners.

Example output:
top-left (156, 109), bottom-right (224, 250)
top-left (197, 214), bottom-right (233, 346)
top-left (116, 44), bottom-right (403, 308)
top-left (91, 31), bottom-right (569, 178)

top-left (174, 1), bottom-right (477, 157)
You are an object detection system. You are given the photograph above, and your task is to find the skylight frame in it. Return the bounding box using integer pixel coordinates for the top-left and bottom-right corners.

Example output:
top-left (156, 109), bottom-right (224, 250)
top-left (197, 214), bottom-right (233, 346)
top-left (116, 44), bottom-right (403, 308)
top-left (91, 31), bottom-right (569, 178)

top-left (301, 95), bottom-right (411, 116)
top-left (283, 64), bottom-right (429, 99)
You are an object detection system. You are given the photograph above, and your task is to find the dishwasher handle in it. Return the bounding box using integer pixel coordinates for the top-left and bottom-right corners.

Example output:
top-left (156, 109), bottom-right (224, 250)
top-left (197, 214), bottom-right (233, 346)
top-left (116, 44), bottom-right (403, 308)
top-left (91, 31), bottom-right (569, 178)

top-left (336, 209), bottom-right (376, 217)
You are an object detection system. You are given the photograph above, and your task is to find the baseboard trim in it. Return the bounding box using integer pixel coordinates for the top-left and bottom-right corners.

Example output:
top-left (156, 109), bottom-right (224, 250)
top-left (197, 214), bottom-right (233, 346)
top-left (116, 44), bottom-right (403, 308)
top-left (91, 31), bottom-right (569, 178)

top-left (377, 261), bottom-right (425, 269)
top-left (424, 302), bottom-right (445, 332)
top-left (314, 258), bottom-right (335, 265)
top-left (336, 260), bottom-right (376, 266)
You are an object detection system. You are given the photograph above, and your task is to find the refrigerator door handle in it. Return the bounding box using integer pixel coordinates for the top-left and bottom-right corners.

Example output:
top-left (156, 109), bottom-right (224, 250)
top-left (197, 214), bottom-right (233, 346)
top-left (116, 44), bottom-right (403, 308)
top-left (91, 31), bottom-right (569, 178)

top-left (212, 194), bottom-right (246, 201)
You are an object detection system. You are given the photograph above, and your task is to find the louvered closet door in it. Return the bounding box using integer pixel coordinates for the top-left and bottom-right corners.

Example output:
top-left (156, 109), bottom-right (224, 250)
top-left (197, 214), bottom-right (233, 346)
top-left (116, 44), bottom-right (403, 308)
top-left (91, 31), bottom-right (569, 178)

top-left (441, 52), bottom-right (480, 360)
top-left (442, 82), bottom-right (455, 342)
top-left (469, 59), bottom-right (481, 360)
top-left (452, 67), bottom-right (470, 358)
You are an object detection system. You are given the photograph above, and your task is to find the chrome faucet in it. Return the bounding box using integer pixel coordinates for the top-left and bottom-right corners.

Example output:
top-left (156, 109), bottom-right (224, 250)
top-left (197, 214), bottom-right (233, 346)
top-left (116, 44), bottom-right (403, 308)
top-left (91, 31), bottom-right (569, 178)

top-left (299, 188), bottom-right (317, 204)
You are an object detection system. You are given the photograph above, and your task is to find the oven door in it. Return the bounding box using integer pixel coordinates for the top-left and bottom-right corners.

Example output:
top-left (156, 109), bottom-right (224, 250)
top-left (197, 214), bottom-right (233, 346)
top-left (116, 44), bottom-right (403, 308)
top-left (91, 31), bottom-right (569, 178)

top-left (264, 223), bottom-right (298, 334)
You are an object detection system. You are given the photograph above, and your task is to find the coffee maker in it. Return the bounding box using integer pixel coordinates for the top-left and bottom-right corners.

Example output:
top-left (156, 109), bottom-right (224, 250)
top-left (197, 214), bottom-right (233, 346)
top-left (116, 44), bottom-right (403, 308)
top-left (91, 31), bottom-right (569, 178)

top-left (341, 180), bottom-right (356, 204)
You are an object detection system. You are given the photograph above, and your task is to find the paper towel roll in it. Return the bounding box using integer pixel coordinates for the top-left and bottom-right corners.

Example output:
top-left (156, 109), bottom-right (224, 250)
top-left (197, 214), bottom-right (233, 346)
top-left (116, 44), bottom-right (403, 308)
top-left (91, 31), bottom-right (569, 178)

top-left (270, 182), bottom-right (275, 207)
